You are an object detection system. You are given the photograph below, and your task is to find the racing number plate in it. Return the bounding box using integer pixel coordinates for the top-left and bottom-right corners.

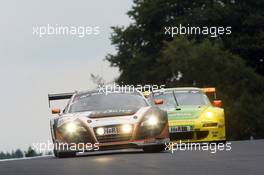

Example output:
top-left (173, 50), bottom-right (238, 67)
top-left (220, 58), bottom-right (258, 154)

top-left (104, 127), bottom-right (121, 135)
top-left (169, 126), bottom-right (193, 133)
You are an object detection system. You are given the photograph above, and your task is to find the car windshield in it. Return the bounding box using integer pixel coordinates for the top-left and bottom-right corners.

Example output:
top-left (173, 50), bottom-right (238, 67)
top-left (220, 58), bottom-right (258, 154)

top-left (69, 92), bottom-right (148, 113)
top-left (152, 90), bottom-right (210, 110)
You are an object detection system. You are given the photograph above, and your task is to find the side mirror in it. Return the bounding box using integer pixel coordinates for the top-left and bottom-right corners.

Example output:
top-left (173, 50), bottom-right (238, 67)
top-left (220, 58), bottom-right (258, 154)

top-left (213, 100), bottom-right (222, 107)
top-left (51, 108), bottom-right (61, 114)
top-left (154, 99), bottom-right (164, 105)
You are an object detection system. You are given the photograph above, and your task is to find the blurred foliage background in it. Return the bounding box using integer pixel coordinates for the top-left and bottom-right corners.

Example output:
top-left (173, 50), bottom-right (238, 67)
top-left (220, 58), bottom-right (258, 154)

top-left (0, 147), bottom-right (44, 160)
top-left (106, 0), bottom-right (264, 140)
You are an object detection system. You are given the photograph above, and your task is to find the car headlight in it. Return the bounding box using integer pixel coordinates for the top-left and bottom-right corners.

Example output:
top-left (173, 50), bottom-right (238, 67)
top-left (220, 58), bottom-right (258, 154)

top-left (122, 124), bottom-right (133, 133)
top-left (141, 115), bottom-right (159, 126)
top-left (205, 111), bottom-right (214, 119)
top-left (65, 122), bottom-right (77, 134)
top-left (96, 127), bottom-right (104, 136)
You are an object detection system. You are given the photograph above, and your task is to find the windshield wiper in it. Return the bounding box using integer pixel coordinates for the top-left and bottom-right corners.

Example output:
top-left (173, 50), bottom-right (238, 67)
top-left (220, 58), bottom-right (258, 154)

top-left (172, 90), bottom-right (181, 110)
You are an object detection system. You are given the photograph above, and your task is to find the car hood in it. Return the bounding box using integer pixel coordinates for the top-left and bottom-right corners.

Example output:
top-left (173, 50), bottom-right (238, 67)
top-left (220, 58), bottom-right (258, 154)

top-left (167, 105), bottom-right (209, 120)
top-left (57, 107), bottom-right (150, 127)
top-left (63, 109), bottom-right (138, 118)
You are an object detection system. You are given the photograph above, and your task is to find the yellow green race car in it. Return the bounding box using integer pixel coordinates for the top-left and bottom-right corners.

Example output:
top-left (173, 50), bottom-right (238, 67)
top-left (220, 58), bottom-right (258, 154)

top-left (148, 87), bottom-right (226, 143)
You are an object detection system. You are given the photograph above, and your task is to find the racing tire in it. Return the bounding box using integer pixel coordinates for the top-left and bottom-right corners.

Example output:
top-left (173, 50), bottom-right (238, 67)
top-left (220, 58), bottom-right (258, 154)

top-left (54, 150), bottom-right (76, 158)
top-left (143, 145), bottom-right (165, 153)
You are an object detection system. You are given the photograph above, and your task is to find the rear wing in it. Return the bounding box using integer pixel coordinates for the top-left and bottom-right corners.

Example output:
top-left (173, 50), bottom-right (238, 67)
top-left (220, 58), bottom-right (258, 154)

top-left (201, 87), bottom-right (215, 93)
top-left (48, 92), bottom-right (75, 107)
top-left (201, 87), bottom-right (217, 99)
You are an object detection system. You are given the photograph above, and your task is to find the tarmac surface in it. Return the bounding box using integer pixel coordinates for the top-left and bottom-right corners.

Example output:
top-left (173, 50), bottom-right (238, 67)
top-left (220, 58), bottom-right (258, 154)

top-left (0, 140), bottom-right (263, 175)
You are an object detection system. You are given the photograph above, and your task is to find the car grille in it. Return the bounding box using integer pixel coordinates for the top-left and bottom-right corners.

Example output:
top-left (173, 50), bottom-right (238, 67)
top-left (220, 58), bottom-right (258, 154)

top-left (94, 125), bottom-right (132, 143)
top-left (170, 131), bottom-right (209, 140)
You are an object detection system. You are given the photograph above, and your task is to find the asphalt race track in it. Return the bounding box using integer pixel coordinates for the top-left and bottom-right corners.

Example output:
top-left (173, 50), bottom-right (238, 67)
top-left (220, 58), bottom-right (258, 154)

top-left (0, 140), bottom-right (263, 175)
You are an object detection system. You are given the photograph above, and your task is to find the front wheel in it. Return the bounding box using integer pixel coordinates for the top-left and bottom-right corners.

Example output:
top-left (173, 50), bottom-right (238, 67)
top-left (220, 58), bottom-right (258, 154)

top-left (143, 145), bottom-right (165, 153)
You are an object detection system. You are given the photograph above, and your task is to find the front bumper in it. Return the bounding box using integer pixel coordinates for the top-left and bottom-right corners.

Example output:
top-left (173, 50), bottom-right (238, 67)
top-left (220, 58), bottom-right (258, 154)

top-left (53, 120), bottom-right (169, 152)
top-left (169, 123), bottom-right (226, 142)
top-left (98, 138), bottom-right (170, 151)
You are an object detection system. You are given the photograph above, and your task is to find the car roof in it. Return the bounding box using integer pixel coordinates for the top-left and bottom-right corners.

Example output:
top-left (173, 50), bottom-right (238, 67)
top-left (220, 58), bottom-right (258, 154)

top-left (75, 88), bottom-right (143, 97)
top-left (153, 87), bottom-right (203, 93)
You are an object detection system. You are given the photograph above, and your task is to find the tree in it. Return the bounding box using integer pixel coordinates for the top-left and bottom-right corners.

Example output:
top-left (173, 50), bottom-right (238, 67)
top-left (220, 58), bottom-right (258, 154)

top-left (25, 147), bottom-right (41, 157)
top-left (0, 152), bottom-right (6, 159)
top-left (106, 0), bottom-right (264, 139)
top-left (90, 73), bottom-right (106, 86)
top-left (107, 0), bottom-right (264, 76)
top-left (14, 149), bottom-right (24, 158)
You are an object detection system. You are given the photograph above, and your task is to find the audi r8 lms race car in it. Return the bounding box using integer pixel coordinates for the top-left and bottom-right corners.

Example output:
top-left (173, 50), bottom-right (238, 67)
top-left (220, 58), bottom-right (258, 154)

top-left (148, 87), bottom-right (226, 143)
top-left (48, 89), bottom-right (169, 158)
